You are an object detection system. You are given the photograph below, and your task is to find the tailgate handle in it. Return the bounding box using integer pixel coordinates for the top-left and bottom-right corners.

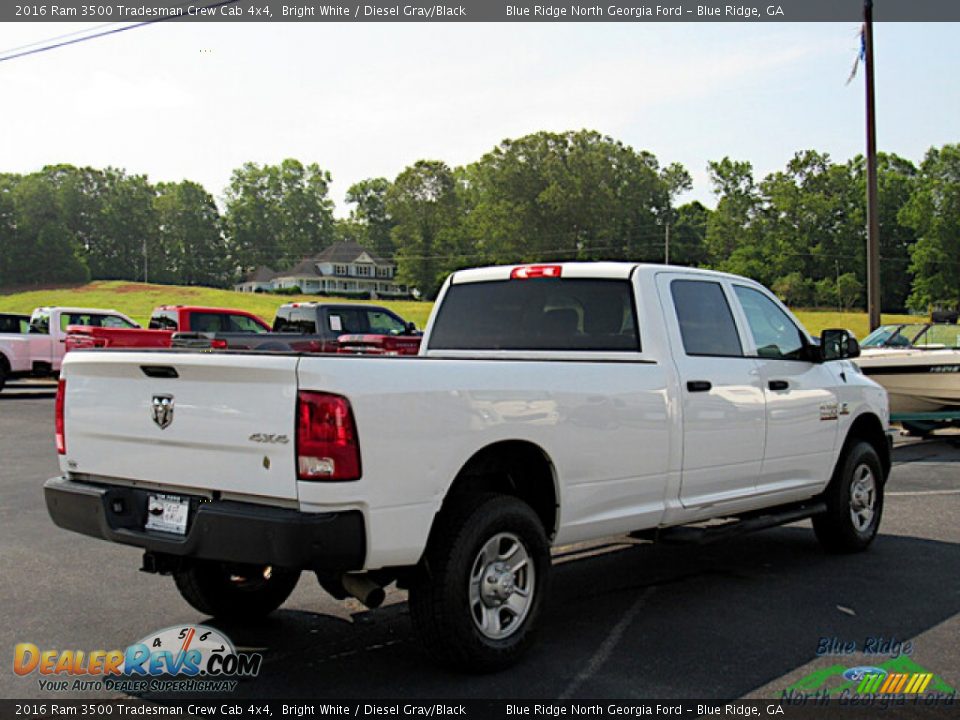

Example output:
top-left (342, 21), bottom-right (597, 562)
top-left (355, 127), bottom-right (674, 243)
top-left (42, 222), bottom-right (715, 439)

top-left (141, 365), bottom-right (179, 379)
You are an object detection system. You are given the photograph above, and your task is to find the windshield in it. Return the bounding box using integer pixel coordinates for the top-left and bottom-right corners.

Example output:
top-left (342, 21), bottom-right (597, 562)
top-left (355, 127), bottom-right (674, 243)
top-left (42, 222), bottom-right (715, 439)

top-left (862, 324), bottom-right (960, 349)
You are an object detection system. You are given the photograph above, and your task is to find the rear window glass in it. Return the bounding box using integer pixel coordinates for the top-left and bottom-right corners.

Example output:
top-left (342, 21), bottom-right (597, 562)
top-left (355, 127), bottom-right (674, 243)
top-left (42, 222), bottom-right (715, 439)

top-left (670, 280), bottom-right (743, 357)
top-left (428, 278), bottom-right (639, 351)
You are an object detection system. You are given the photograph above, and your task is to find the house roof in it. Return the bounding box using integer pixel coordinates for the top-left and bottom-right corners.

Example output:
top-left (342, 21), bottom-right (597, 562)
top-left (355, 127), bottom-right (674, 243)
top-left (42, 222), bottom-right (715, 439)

top-left (241, 266), bottom-right (276, 282)
top-left (313, 241), bottom-right (388, 266)
top-left (274, 242), bottom-right (393, 279)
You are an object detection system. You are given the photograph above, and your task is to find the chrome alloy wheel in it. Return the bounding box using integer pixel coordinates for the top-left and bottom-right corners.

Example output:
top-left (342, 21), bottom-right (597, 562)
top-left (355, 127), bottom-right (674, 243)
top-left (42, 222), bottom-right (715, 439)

top-left (468, 532), bottom-right (535, 640)
top-left (849, 464), bottom-right (878, 532)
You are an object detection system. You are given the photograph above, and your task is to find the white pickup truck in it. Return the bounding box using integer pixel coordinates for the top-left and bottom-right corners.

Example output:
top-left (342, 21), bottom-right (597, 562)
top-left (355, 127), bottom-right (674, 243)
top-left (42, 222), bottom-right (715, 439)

top-left (0, 306), bottom-right (138, 392)
top-left (45, 264), bottom-right (892, 671)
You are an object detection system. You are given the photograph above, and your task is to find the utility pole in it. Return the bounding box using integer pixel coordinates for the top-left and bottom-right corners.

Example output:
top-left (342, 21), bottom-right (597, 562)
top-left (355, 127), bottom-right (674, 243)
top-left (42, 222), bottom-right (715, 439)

top-left (864, 0), bottom-right (881, 330)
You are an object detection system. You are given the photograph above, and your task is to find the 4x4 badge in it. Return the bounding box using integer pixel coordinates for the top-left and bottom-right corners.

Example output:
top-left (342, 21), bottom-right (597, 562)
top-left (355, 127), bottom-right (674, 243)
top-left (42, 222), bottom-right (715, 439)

top-left (152, 395), bottom-right (174, 429)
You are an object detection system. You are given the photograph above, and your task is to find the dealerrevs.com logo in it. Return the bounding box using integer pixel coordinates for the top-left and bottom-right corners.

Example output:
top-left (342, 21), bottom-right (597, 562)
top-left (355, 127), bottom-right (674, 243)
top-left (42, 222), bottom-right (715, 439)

top-left (14, 624), bottom-right (262, 693)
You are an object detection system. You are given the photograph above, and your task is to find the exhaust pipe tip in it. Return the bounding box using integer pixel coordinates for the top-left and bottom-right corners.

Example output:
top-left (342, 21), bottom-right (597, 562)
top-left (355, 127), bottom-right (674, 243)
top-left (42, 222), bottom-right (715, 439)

top-left (341, 573), bottom-right (385, 609)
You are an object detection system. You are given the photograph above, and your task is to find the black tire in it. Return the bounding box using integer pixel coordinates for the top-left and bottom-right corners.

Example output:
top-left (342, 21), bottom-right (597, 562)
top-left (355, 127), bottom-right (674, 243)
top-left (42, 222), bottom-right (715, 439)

top-left (173, 561), bottom-right (300, 620)
top-left (0, 357), bottom-right (8, 393)
top-left (409, 494), bottom-right (551, 673)
top-left (813, 441), bottom-right (885, 553)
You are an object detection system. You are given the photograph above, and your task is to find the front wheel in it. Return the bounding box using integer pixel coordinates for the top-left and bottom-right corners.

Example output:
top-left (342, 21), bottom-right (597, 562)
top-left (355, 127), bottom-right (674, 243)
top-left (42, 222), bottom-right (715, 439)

top-left (813, 441), bottom-right (885, 553)
top-left (173, 561), bottom-right (300, 620)
top-left (409, 494), bottom-right (551, 672)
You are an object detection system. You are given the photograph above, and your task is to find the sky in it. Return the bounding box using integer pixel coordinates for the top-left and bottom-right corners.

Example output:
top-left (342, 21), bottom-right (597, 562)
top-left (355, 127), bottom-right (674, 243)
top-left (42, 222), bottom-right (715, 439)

top-left (0, 21), bottom-right (958, 215)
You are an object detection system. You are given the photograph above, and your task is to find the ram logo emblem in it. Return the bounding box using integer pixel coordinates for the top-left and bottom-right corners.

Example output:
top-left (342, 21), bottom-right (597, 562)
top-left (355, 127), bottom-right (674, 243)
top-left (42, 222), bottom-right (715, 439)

top-left (151, 395), bottom-right (175, 429)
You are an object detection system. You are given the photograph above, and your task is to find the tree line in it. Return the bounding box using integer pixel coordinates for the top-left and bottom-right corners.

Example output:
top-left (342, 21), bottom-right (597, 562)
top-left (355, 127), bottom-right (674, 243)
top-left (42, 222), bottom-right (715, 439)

top-left (0, 132), bottom-right (957, 311)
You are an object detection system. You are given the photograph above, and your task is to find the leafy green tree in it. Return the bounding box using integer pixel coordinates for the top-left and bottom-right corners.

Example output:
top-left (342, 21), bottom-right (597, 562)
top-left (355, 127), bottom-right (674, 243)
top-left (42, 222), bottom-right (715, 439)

top-left (463, 130), bottom-right (667, 264)
top-left (669, 201), bottom-right (711, 267)
top-left (773, 272), bottom-right (815, 307)
top-left (814, 278), bottom-right (838, 309)
top-left (154, 181), bottom-right (227, 286)
top-left (346, 177), bottom-right (395, 258)
top-left (705, 158), bottom-right (768, 280)
top-left (224, 159), bottom-right (336, 274)
top-left (9, 174), bottom-right (88, 285)
top-left (899, 145), bottom-right (960, 311)
top-left (386, 160), bottom-right (463, 298)
top-left (836, 272), bottom-right (863, 310)
top-left (0, 174), bottom-right (19, 289)
top-left (660, 163), bottom-right (693, 263)
top-left (92, 169), bottom-right (158, 281)
top-left (849, 153), bottom-right (918, 311)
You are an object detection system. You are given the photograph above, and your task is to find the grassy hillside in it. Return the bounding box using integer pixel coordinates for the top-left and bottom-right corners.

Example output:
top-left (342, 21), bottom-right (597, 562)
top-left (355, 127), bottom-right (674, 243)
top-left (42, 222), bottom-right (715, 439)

top-left (0, 281), bottom-right (917, 339)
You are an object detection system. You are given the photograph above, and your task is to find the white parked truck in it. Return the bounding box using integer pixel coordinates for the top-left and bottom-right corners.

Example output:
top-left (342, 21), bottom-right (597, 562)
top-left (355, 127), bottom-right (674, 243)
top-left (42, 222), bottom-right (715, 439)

top-left (45, 264), bottom-right (892, 671)
top-left (0, 307), bottom-right (137, 392)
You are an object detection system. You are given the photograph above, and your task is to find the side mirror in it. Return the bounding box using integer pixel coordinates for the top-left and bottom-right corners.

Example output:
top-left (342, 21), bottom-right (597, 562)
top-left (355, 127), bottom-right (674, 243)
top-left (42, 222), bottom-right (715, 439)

top-left (405, 321), bottom-right (417, 334)
top-left (820, 328), bottom-right (860, 361)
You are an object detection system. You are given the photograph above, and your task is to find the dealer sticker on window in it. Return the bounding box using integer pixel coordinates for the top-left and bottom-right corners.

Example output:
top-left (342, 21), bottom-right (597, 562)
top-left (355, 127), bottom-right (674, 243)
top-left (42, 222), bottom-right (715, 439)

top-left (145, 494), bottom-right (189, 535)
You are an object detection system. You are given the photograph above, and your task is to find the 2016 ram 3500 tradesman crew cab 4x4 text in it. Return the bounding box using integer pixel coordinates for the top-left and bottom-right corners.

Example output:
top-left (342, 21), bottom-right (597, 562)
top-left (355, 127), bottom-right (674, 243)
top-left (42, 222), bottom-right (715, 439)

top-left (44, 263), bottom-right (892, 671)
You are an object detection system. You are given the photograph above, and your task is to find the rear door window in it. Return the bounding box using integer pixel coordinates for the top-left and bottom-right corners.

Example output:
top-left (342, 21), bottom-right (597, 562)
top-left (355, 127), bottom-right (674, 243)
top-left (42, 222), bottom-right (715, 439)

top-left (670, 280), bottom-right (743, 357)
top-left (428, 278), bottom-right (639, 351)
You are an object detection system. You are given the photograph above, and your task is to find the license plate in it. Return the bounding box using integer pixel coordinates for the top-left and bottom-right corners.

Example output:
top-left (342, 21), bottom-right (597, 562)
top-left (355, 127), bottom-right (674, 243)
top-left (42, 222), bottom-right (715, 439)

top-left (145, 494), bottom-right (189, 535)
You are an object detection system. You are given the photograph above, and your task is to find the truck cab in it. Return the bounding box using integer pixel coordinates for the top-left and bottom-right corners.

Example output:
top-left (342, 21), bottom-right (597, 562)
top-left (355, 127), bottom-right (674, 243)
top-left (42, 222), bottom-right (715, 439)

top-left (0, 306), bottom-right (137, 391)
top-left (65, 305), bottom-right (271, 351)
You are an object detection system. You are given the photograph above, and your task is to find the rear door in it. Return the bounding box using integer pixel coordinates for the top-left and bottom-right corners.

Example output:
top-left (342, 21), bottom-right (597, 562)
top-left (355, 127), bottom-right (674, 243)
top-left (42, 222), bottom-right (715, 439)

top-left (657, 274), bottom-right (766, 507)
top-left (61, 352), bottom-right (301, 500)
top-left (28, 311), bottom-right (53, 366)
top-left (730, 284), bottom-right (839, 493)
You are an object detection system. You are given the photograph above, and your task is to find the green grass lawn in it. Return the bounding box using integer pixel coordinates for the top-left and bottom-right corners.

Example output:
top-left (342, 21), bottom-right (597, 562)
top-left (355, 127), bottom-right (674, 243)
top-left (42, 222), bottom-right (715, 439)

top-left (0, 281), bottom-right (918, 339)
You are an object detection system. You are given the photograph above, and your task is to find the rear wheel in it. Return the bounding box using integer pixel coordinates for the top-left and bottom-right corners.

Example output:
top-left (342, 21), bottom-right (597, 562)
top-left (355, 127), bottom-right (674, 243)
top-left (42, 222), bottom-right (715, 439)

top-left (173, 561), bottom-right (300, 620)
top-left (0, 358), bottom-right (8, 393)
top-left (409, 494), bottom-right (550, 672)
top-left (813, 441), bottom-right (884, 553)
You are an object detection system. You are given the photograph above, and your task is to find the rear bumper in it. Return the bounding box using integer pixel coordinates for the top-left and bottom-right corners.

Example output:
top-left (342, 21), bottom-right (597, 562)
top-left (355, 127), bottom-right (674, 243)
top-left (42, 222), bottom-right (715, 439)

top-left (44, 476), bottom-right (365, 571)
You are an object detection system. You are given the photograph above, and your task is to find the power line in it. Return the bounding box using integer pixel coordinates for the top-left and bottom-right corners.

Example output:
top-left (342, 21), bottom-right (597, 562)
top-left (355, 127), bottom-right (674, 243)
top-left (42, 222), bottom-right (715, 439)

top-left (0, 1), bottom-right (240, 65)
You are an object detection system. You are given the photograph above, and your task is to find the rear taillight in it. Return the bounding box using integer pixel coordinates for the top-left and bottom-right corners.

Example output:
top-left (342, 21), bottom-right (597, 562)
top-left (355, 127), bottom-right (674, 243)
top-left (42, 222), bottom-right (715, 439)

top-left (296, 391), bottom-right (361, 481)
top-left (211, 339), bottom-right (228, 349)
top-left (55, 379), bottom-right (66, 455)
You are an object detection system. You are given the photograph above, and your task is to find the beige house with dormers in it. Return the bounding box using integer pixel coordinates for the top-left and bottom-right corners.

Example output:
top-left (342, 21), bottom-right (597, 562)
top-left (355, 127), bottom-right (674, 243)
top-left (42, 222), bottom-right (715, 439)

top-left (235, 242), bottom-right (408, 298)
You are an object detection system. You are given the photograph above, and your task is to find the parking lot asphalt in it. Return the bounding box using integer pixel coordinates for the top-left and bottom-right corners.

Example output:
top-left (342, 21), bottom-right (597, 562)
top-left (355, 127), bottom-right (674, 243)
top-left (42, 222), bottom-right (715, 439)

top-left (2, 382), bottom-right (958, 701)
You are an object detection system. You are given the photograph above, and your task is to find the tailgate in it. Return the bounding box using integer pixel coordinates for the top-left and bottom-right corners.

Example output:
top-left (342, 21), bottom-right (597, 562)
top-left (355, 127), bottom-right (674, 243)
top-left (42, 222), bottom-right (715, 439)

top-left (61, 352), bottom-right (300, 500)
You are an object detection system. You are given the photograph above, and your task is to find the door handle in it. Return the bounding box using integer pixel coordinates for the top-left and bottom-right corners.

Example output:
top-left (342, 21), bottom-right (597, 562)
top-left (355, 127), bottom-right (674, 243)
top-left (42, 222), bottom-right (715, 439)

top-left (686, 380), bottom-right (712, 392)
top-left (768, 380), bottom-right (789, 391)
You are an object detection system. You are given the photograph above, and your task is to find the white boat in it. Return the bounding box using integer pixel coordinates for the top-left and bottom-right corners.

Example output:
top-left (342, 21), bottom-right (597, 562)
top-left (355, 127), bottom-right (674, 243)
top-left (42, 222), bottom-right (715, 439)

top-left (857, 323), bottom-right (960, 414)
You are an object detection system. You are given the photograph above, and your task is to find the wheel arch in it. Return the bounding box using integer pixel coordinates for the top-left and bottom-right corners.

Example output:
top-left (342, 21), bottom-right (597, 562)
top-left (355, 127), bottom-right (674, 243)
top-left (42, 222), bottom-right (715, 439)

top-left (842, 412), bottom-right (891, 481)
top-left (434, 440), bottom-right (560, 541)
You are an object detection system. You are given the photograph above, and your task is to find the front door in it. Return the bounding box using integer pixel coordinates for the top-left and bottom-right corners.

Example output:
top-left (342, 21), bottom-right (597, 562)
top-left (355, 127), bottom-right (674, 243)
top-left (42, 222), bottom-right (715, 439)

top-left (657, 274), bottom-right (766, 508)
top-left (730, 284), bottom-right (839, 493)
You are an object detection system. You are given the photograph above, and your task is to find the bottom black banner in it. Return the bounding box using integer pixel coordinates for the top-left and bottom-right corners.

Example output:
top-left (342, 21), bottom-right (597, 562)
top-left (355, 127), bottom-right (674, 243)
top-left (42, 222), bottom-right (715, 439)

top-left (1, 699), bottom-right (958, 720)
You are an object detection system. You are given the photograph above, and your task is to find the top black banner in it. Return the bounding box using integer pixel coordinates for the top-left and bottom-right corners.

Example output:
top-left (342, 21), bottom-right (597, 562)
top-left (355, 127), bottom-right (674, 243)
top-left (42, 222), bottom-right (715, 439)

top-left (6, 0), bottom-right (960, 22)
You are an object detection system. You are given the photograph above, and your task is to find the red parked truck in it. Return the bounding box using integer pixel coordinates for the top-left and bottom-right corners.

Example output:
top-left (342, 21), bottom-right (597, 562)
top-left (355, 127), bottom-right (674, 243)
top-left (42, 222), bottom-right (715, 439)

top-left (65, 305), bottom-right (271, 351)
